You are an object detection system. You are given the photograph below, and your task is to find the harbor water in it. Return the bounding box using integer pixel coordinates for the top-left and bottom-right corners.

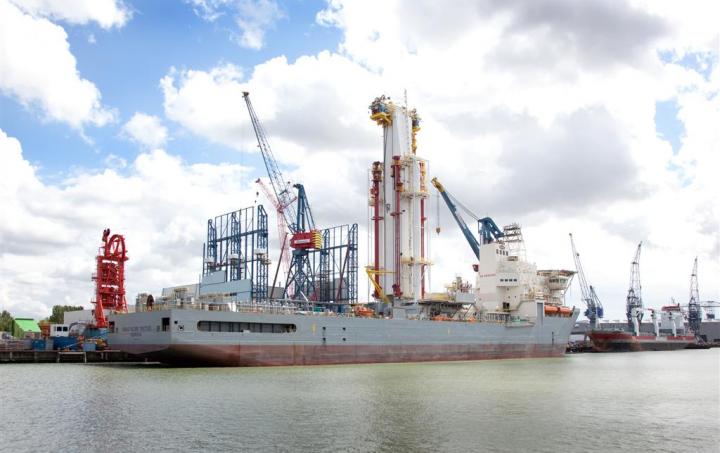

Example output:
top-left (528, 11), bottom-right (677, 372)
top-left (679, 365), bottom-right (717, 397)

top-left (1, 350), bottom-right (718, 452)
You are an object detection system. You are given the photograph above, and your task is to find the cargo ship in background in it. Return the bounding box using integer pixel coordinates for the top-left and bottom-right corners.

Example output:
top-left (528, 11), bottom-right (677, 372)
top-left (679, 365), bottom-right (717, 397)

top-left (588, 304), bottom-right (696, 352)
top-left (570, 239), bottom-right (697, 353)
top-left (108, 94), bottom-right (579, 366)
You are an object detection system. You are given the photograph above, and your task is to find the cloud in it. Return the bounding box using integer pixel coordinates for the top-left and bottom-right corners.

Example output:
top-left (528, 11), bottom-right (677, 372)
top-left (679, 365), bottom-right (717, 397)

top-left (0, 0), bottom-right (116, 128)
top-left (8, 0), bottom-right (131, 29)
top-left (2, 0), bottom-right (718, 322)
top-left (186, 0), bottom-right (283, 50)
top-left (160, 0), bottom-right (718, 319)
top-left (161, 54), bottom-right (380, 160)
top-left (121, 112), bottom-right (169, 149)
top-left (0, 129), bottom-right (259, 319)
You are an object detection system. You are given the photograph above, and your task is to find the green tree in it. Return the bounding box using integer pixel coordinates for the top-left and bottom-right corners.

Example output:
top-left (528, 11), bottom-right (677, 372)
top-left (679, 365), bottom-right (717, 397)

top-left (0, 310), bottom-right (13, 332)
top-left (47, 305), bottom-right (84, 324)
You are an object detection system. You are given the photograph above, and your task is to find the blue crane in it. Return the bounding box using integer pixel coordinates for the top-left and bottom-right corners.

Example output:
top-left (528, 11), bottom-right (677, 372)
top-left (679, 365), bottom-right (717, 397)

top-left (431, 177), bottom-right (503, 260)
top-left (569, 233), bottom-right (604, 329)
top-left (243, 92), bottom-right (318, 299)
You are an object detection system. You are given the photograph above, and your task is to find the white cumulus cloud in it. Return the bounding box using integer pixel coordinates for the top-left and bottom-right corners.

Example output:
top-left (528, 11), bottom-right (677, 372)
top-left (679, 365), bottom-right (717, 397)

top-left (186, 0), bottom-right (283, 50)
top-left (0, 0), bottom-right (116, 129)
top-left (8, 0), bottom-right (131, 29)
top-left (121, 113), bottom-right (169, 149)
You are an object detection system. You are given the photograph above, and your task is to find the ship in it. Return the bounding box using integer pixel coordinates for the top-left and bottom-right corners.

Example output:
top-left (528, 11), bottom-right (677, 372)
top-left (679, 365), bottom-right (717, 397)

top-left (107, 230), bottom-right (579, 366)
top-left (107, 95), bottom-right (579, 366)
top-left (588, 304), bottom-right (696, 352)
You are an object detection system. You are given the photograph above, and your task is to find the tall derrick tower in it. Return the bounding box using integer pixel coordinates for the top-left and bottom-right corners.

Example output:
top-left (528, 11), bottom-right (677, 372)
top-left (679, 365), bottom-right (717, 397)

top-left (368, 95), bottom-right (430, 311)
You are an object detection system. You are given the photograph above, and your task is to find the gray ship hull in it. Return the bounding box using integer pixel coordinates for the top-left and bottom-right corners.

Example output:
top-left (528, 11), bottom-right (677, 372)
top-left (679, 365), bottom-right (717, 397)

top-left (108, 306), bottom-right (579, 366)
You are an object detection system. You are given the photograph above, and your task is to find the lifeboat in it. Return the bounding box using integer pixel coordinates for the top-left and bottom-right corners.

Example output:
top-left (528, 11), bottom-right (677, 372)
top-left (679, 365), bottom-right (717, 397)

top-left (432, 315), bottom-right (452, 321)
top-left (544, 305), bottom-right (560, 315)
top-left (353, 305), bottom-right (375, 318)
top-left (558, 306), bottom-right (573, 317)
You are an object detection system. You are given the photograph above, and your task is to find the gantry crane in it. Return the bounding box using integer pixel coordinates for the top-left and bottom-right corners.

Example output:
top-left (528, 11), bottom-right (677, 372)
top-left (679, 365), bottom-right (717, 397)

top-left (687, 257), bottom-right (701, 335)
top-left (626, 242), bottom-right (643, 331)
top-left (569, 233), bottom-right (604, 329)
top-left (431, 177), bottom-right (503, 260)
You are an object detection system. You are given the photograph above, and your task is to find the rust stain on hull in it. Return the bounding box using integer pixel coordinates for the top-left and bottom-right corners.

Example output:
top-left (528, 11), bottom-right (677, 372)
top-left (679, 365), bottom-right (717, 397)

top-left (115, 343), bottom-right (567, 367)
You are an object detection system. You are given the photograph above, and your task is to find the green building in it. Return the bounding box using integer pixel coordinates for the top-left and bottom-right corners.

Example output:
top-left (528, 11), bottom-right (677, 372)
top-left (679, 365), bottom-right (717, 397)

top-left (12, 318), bottom-right (41, 339)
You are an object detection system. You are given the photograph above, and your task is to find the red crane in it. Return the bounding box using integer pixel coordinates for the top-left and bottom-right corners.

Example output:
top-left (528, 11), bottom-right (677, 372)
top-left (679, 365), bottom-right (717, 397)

top-left (92, 229), bottom-right (128, 328)
top-left (256, 178), bottom-right (293, 290)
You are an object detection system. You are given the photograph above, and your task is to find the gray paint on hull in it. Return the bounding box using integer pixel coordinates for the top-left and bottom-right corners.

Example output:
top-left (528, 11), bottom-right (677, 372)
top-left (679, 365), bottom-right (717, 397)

top-left (108, 309), bottom-right (578, 365)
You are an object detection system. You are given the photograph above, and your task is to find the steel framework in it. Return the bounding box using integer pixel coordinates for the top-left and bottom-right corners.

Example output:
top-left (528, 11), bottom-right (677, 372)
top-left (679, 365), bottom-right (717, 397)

top-left (688, 257), bottom-right (701, 334)
top-left (626, 242), bottom-right (643, 329)
top-left (285, 223), bottom-right (358, 305)
top-left (203, 206), bottom-right (269, 302)
top-left (92, 229), bottom-right (128, 328)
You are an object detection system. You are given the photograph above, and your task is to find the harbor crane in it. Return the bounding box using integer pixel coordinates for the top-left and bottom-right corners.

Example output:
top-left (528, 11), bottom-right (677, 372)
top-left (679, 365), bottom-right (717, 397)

top-left (626, 242), bottom-right (643, 332)
top-left (431, 177), bottom-right (503, 260)
top-left (569, 234), bottom-right (604, 329)
top-left (687, 257), bottom-right (701, 335)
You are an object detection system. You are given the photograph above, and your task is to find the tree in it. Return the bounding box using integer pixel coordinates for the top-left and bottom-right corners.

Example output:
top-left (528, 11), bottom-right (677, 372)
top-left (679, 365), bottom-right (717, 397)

top-left (0, 310), bottom-right (13, 332)
top-left (47, 305), bottom-right (84, 324)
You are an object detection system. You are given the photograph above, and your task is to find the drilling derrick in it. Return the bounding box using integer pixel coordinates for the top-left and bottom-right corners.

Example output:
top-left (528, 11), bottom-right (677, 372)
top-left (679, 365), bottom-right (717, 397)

top-left (92, 229), bottom-right (128, 328)
top-left (368, 95), bottom-right (430, 310)
top-left (687, 257), bottom-right (701, 335)
top-left (569, 234), bottom-right (604, 329)
top-left (626, 242), bottom-right (643, 333)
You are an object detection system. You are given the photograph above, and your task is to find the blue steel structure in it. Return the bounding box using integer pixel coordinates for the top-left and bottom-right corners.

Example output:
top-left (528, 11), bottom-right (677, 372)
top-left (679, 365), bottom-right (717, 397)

top-left (242, 92), bottom-right (358, 305)
top-left (431, 177), bottom-right (504, 260)
top-left (569, 233), bottom-right (604, 328)
top-left (203, 206), bottom-right (269, 301)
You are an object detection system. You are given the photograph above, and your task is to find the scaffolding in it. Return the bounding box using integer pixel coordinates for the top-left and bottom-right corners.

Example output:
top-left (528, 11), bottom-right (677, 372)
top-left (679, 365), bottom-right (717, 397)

top-left (203, 206), bottom-right (269, 302)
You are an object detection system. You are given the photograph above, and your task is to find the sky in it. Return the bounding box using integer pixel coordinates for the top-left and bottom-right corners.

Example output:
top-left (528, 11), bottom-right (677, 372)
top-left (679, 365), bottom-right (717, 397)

top-left (0, 0), bottom-right (718, 321)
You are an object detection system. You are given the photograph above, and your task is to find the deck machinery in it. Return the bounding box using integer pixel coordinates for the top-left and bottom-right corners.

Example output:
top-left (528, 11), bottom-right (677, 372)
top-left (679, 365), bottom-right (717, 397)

top-left (243, 92), bottom-right (358, 308)
top-left (368, 95), bottom-right (430, 313)
top-left (91, 229), bottom-right (128, 328)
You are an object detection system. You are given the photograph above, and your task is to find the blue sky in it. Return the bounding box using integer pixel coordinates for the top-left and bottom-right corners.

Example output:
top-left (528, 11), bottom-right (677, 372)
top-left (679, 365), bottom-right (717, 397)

top-left (0, 0), bottom-right (340, 180)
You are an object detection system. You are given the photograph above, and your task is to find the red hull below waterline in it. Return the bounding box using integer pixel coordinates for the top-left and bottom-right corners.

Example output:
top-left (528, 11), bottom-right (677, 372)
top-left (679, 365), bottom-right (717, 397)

top-left (588, 331), bottom-right (696, 352)
top-left (115, 343), bottom-right (568, 367)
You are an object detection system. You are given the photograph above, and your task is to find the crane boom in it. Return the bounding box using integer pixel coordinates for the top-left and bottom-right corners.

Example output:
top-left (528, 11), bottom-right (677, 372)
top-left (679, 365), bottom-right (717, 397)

top-left (242, 91), bottom-right (299, 232)
top-left (431, 177), bottom-right (504, 260)
top-left (569, 233), bottom-right (604, 328)
top-left (431, 177), bottom-right (480, 259)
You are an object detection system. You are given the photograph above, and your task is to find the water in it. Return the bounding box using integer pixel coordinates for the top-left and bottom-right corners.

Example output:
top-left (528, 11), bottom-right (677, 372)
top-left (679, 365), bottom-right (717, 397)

top-left (1, 350), bottom-right (718, 452)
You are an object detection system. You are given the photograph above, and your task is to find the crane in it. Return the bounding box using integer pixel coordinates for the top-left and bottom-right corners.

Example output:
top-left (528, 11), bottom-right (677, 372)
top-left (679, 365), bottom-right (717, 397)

top-left (431, 177), bottom-right (503, 260)
top-left (626, 242), bottom-right (643, 332)
top-left (242, 92), bottom-right (322, 300)
top-left (255, 178), bottom-right (292, 284)
top-left (687, 257), bottom-right (701, 335)
top-left (569, 233), bottom-right (604, 329)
